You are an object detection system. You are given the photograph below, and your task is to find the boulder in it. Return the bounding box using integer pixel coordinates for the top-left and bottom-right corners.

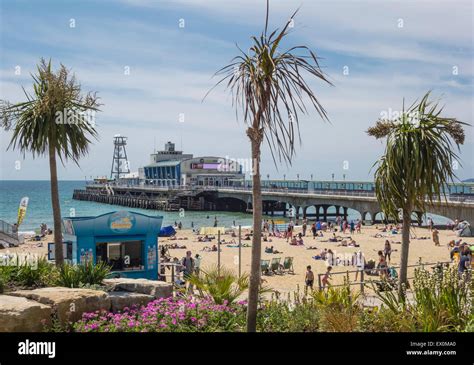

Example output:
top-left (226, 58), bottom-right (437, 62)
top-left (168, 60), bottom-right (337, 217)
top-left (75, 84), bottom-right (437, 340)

top-left (8, 287), bottom-right (110, 324)
top-left (103, 278), bottom-right (172, 299)
top-left (108, 291), bottom-right (154, 312)
top-left (0, 295), bottom-right (52, 332)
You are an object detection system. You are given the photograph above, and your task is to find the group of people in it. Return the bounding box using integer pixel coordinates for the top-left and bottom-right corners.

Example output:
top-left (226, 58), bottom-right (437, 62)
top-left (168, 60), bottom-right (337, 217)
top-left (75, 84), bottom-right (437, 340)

top-left (448, 239), bottom-right (472, 277)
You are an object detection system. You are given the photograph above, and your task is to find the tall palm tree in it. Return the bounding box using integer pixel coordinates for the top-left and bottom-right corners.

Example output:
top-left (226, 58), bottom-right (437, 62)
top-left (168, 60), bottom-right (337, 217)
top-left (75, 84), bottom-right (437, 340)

top-left (207, 1), bottom-right (332, 331)
top-left (367, 91), bottom-right (466, 294)
top-left (1, 59), bottom-right (100, 266)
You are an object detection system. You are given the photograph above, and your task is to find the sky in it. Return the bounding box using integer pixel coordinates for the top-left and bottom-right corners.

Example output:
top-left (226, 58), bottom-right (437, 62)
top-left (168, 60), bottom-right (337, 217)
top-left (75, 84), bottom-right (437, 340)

top-left (0, 0), bottom-right (473, 182)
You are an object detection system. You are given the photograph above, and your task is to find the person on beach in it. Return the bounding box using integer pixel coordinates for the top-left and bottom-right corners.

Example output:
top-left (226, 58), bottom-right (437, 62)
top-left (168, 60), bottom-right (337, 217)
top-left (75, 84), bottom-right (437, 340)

top-left (377, 250), bottom-right (388, 278)
top-left (302, 218), bottom-right (307, 236)
top-left (350, 220), bottom-right (355, 235)
top-left (311, 223), bottom-right (317, 239)
top-left (458, 250), bottom-right (471, 279)
top-left (432, 228), bottom-right (440, 246)
top-left (305, 265), bottom-right (314, 294)
top-left (213, 216), bottom-right (218, 227)
top-left (383, 240), bottom-right (392, 262)
top-left (286, 224), bottom-right (293, 243)
top-left (354, 251), bottom-right (365, 281)
top-left (322, 266), bottom-right (332, 289)
top-left (427, 217), bottom-right (434, 232)
top-left (181, 251), bottom-right (195, 293)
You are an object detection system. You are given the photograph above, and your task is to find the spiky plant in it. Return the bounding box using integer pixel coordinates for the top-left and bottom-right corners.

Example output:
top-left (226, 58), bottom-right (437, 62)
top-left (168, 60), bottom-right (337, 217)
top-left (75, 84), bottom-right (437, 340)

top-left (1, 59), bottom-right (101, 266)
top-left (367, 91), bottom-right (466, 294)
top-left (207, 0), bottom-right (331, 332)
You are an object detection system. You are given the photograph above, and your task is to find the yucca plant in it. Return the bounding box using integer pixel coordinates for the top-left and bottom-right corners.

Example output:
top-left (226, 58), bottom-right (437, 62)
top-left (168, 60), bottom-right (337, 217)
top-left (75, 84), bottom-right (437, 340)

top-left (207, 0), bottom-right (332, 332)
top-left (367, 91), bottom-right (466, 294)
top-left (56, 262), bottom-right (110, 288)
top-left (188, 265), bottom-right (250, 305)
top-left (77, 261), bottom-right (111, 286)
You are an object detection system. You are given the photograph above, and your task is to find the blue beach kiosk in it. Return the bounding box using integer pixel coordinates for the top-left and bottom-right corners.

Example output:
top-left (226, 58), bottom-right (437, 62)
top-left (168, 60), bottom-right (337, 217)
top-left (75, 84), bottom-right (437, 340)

top-left (59, 211), bottom-right (163, 280)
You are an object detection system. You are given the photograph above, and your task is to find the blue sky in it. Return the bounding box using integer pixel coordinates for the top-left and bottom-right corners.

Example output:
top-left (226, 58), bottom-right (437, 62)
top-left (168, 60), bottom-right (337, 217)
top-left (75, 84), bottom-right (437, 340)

top-left (1, 0), bottom-right (473, 181)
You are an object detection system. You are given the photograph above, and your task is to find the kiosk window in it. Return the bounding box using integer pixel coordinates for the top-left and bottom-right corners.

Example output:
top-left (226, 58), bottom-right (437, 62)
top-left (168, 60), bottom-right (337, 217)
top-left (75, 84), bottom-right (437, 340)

top-left (96, 241), bottom-right (144, 271)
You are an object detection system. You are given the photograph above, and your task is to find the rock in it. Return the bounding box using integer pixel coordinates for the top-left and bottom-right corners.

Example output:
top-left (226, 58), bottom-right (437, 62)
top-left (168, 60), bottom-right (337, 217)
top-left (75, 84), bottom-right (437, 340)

top-left (108, 291), bottom-right (154, 312)
top-left (0, 295), bottom-right (52, 332)
top-left (103, 278), bottom-right (173, 299)
top-left (8, 287), bottom-right (111, 325)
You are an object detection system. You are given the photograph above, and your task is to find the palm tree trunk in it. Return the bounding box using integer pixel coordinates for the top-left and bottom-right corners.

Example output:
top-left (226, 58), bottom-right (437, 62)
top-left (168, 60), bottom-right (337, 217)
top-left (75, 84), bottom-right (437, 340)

top-left (49, 143), bottom-right (64, 266)
top-left (398, 207), bottom-right (411, 296)
top-left (246, 130), bottom-right (263, 332)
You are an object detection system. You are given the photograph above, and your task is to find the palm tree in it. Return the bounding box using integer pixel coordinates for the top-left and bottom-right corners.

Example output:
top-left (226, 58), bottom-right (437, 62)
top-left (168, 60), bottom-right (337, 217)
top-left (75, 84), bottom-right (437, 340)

top-left (367, 91), bottom-right (466, 294)
top-left (207, 1), bottom-right (332, 331)
top-left (1, 59), bottom-right (100, 266)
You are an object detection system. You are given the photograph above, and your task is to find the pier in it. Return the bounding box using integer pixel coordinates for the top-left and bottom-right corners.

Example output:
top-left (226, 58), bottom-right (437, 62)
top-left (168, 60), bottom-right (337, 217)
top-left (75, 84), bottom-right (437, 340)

top-left (72, 181), bottom-right (474, 224)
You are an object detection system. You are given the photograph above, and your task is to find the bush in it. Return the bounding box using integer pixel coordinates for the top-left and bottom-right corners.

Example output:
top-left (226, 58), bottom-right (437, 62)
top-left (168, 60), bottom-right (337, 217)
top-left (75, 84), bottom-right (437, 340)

top-left (0, 256), bottom-right (56, 289)
top-left (56, 262), bottom-right (111, 288)
top-left (188, 265), bottom-right (249, 304)
top-left (373, 266), bottom-right (473, 332)
top-left (312, 284), bottom-right (362, 332)
top-left (258, 295), bottom-right (321, 332)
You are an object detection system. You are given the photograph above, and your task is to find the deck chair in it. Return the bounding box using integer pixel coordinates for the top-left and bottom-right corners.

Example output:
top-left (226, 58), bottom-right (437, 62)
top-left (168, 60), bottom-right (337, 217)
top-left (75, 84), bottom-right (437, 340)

top-left (260, 259), bottom-right (270, 275)
top-left (270, 257), bottom-right (282, 275)
top-left (282, 256), bottom-right (294, 274)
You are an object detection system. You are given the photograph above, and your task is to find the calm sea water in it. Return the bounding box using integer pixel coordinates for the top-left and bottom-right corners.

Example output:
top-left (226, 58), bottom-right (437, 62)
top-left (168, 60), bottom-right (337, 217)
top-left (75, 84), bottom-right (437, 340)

top-left (0, 180), bottom-right (448, 232)
top-left (0, 180), bottom-right (260, 231)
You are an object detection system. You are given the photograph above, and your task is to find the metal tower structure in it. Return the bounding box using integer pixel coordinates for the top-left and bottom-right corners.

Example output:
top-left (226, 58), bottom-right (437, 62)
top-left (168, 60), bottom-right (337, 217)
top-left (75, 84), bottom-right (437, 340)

top-left (110, 134), bottom-right (130, 180)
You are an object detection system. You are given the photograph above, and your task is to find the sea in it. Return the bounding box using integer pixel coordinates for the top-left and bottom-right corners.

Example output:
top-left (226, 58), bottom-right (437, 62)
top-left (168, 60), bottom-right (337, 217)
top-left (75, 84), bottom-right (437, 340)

top-left (0, 180), bottom-right (448, 232)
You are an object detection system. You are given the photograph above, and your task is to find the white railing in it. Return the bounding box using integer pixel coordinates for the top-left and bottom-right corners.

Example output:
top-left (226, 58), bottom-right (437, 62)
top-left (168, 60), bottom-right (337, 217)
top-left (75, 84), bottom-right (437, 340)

top-left (84, 183), bottom-right (474, 202)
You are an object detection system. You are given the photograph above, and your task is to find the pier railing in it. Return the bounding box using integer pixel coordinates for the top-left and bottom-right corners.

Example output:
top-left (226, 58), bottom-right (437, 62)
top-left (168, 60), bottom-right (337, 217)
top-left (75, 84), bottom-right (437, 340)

top-left (0, 219), bottom-right (18, 239)
top-left (83, 182), bottom-right (474, 202)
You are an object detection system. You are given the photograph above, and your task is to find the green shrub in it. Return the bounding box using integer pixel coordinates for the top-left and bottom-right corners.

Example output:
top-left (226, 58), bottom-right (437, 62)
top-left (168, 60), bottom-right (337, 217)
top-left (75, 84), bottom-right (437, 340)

top-left (374, 266), bottom-right (473, 332)
top-left (56, 262), bottom-right (111, 288)
top-left (188, 265), bottom-right (250, 304)
top-left (0, 257), bottom-right (56, 289)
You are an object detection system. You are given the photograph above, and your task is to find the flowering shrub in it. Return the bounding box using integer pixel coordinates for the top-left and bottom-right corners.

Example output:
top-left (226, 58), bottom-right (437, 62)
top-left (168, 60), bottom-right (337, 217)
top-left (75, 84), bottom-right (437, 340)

top-left (73, 297), bottom-right (247, 332)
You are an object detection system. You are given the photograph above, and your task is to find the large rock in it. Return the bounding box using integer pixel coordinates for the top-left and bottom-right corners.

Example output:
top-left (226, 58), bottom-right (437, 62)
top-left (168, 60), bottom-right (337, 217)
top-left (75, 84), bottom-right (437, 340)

top-left (103, 278), bottom-right (172, 299)
top-left (108, 291), bottom-right (155, 312)
top-left (8, 287), bottom-right (111, 324)
top-left (0, 295), bottom-right (52, 332)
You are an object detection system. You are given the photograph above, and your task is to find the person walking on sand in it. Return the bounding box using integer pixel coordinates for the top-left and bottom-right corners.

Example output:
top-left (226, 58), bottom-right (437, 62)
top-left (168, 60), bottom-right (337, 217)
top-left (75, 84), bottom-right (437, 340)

top-left (181, 251), bottom-right (195, 294)
top-left (305, 265), bottom-right (314, 295)
top-left (427, 217), bottom-right (434, 232)
top-left (432, 228), bottom-right (440, 246)
top-left (383, 240), bottom-right (392, 262)
top-left (322, 266), bottom-right (332, 289)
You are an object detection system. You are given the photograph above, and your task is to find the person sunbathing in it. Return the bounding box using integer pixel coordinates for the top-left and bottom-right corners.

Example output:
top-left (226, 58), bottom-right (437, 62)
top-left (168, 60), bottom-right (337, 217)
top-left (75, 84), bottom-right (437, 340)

top-left (306, 245), bottom-right (318, 250)
top-left (265, 246), bottom-right (274, 253)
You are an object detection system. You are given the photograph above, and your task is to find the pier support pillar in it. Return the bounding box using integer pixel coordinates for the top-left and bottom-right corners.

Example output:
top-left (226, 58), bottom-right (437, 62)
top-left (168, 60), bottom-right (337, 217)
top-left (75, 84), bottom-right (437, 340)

top-left (343, 207), bottom-right (348, 221)
top-left (322, 206), bottom-right (328, 222)
top-left (371, 212), bottom-right (378, 225)
top-left (295, 206), bottom-right (300, 220)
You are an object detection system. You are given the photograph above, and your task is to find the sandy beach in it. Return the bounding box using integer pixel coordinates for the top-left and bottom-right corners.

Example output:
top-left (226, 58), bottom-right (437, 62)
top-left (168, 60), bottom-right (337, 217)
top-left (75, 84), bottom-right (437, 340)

top-left (5, 224), bottom-right (460, 295)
